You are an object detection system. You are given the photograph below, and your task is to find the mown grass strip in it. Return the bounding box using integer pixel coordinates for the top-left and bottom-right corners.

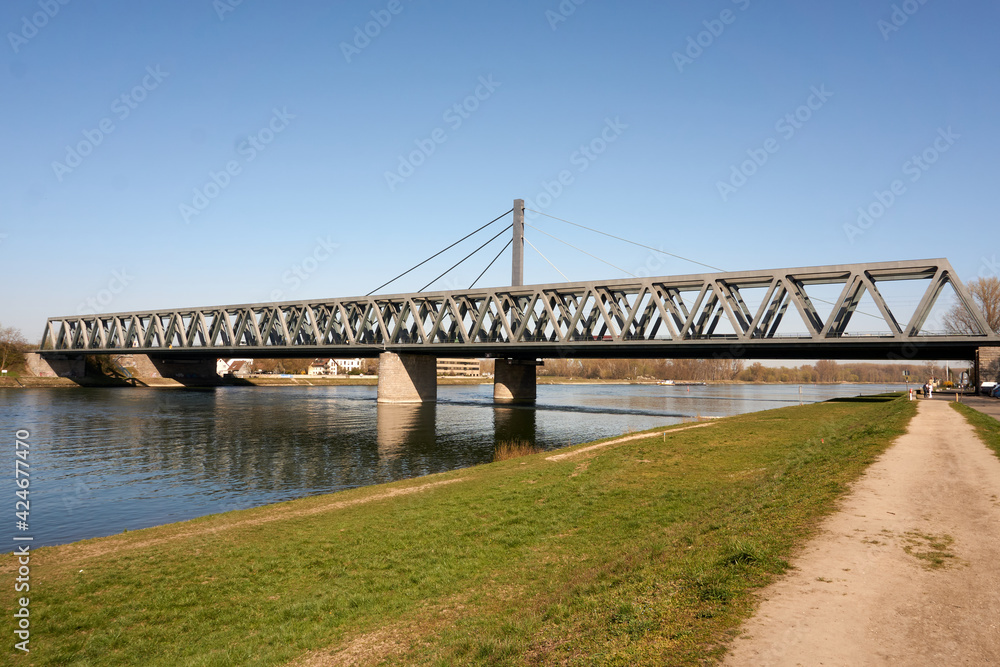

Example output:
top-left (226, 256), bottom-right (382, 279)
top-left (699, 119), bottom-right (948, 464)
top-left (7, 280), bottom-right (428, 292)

top-left (11, 396), bottom-right (914, 666)
top-left (951, 402), bottom-right (1000, 458)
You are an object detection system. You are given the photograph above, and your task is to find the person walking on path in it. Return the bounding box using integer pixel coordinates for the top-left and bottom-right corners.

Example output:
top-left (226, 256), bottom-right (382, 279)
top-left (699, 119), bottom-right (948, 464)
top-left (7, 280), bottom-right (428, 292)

top-left (724, 399), bottom-right (1000, 665)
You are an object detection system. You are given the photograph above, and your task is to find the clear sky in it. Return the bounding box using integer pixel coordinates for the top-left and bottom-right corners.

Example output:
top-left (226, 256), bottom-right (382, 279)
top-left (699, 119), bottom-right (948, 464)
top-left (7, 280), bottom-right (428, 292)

top-left (3, 0), bottom-right (998, 344)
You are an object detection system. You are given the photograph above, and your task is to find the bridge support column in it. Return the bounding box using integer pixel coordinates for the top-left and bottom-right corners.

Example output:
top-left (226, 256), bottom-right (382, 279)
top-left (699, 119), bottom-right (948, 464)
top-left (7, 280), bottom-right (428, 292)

top-left (494, 359), bottom-right (539, 403)
top-left (377, 352), bottom-right (437, 403)
top-left (974, 346), bottom-right (1000, 387)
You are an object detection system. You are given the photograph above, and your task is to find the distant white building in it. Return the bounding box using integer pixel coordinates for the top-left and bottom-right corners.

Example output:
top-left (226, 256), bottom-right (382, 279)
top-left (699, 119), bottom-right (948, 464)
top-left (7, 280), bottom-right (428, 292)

top-left (436, 358), bottom-right (480, 377)
top-left (217, 358), bottom-right (254, 377)
top-left (308, 359), bottom-right (331, 375)
top-left (308, 358), bottom-right (363, 375)
top-left (335, 358), bottom-right (363, 373)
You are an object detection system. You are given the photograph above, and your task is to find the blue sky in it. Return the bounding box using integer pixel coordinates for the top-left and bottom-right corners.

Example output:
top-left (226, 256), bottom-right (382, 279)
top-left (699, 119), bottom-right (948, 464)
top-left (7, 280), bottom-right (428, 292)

top-left (3, 0), bottom-right (998, 343)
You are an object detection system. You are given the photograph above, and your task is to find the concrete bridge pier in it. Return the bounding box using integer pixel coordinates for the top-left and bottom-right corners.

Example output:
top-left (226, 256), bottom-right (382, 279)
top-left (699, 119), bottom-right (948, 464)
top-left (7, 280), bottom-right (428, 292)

top-left (377, 352), bottom-right (437, 403)
top-left (493, 359), bottom-right (540, 403)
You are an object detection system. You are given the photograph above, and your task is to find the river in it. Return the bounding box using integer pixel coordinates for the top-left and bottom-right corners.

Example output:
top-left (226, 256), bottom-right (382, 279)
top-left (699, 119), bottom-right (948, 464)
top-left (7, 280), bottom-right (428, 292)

top-left (1, 383), bottom-right (906, 547)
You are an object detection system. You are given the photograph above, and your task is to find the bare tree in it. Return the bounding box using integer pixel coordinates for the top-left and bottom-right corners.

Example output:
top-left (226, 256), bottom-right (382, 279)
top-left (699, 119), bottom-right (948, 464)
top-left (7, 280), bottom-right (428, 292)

top-left (0, 324), bottom-right (28, 371)
top-left (944, 277), bottom-right (1000, 335)
top-left (744, 362), bottom-right (766, 382)
top-left (253, 359), bottom-right (279, 374)
top-left (815, 359), bottom-right (839, 382)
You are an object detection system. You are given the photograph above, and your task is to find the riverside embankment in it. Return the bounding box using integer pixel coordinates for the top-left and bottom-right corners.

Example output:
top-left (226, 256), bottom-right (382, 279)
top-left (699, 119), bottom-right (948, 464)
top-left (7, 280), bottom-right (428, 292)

top-left (3, 394), bottom-right (933, 665)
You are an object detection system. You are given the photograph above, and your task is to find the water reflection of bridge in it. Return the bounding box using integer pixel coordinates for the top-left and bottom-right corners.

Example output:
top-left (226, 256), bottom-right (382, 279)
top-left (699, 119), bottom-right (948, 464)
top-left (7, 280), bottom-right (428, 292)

top-left (375, 402), bottom-right (536, 459)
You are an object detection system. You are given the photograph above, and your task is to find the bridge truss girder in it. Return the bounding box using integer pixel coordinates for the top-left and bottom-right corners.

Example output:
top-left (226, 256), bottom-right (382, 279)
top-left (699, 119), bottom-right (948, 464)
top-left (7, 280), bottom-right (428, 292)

top-left (40, 259), bottom-right (999, 361)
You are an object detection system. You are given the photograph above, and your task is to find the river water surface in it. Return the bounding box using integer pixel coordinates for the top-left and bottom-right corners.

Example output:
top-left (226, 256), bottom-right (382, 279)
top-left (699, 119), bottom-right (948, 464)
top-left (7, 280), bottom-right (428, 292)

top-left (1, 383), bottom-right (905, 546)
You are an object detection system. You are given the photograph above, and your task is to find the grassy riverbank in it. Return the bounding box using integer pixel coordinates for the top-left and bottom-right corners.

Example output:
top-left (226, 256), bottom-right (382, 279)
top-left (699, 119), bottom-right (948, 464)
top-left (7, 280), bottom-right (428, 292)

top-left (10, 395), bottom-right (914, 665)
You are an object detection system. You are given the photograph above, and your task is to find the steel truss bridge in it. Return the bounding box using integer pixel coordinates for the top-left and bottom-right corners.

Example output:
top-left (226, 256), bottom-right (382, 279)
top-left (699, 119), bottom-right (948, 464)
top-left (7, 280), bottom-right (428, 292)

top-left (40, 259), bottom-right (998, 361)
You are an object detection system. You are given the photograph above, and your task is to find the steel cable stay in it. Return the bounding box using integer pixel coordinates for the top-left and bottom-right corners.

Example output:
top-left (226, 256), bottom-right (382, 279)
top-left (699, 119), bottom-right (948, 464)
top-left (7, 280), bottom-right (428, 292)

top-left (525, 208), bottom-right (886, 323)
top-left (366, 208), bottom-right (513, 295)
top-left (469, 239), bottom-right (513, 290)
top-left (524, 238), bottom-right (570, 282)
top-left (419, 224), bottom-right (513, 293)
top-left (524, 223), bottom-right (637, 278)
top-left (525, 208), bottom-right (725, 272)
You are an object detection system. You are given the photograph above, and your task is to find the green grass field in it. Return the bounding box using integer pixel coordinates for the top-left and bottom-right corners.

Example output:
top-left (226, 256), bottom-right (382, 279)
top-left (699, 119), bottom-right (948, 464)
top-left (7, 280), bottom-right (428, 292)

top-left (8, 395), bottom-right (916, 666)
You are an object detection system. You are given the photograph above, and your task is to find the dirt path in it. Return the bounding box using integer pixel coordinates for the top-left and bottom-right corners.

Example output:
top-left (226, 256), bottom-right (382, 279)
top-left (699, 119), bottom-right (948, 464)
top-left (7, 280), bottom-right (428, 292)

top-left (724, 399), bottom-right (1000, 666)
top-left (544, 422), bottom-right (714, 461)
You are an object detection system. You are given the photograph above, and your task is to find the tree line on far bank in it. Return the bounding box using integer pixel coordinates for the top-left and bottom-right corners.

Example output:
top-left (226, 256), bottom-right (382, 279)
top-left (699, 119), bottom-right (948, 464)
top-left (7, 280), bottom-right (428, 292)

top-left (533, 357), bottom-right (961, 384)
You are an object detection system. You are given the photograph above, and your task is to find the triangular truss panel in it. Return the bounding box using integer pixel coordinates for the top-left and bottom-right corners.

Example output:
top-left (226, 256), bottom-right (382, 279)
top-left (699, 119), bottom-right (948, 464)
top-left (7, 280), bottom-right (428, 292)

top-left (850, 277), bottom-right (928, 335)
top-left (907, 273), bottom-right (984, 337)
top-left (836, 287), bottom-right (896, 337)
top-left (38, 259), bottom-right (999, 358)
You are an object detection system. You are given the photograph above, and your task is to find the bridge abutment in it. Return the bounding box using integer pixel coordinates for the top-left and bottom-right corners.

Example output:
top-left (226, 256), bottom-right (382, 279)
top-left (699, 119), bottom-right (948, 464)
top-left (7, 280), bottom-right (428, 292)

top-left (975, 346), bottom-right (1000, 387)
top-left (143, 356), bottom-right (220, 383)
top-left (377, 352), bottom-right (437, 403)
top-left (493, 359), bottom-right (538, 403)
top-left (25, 352), bottom-right (84, 378)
